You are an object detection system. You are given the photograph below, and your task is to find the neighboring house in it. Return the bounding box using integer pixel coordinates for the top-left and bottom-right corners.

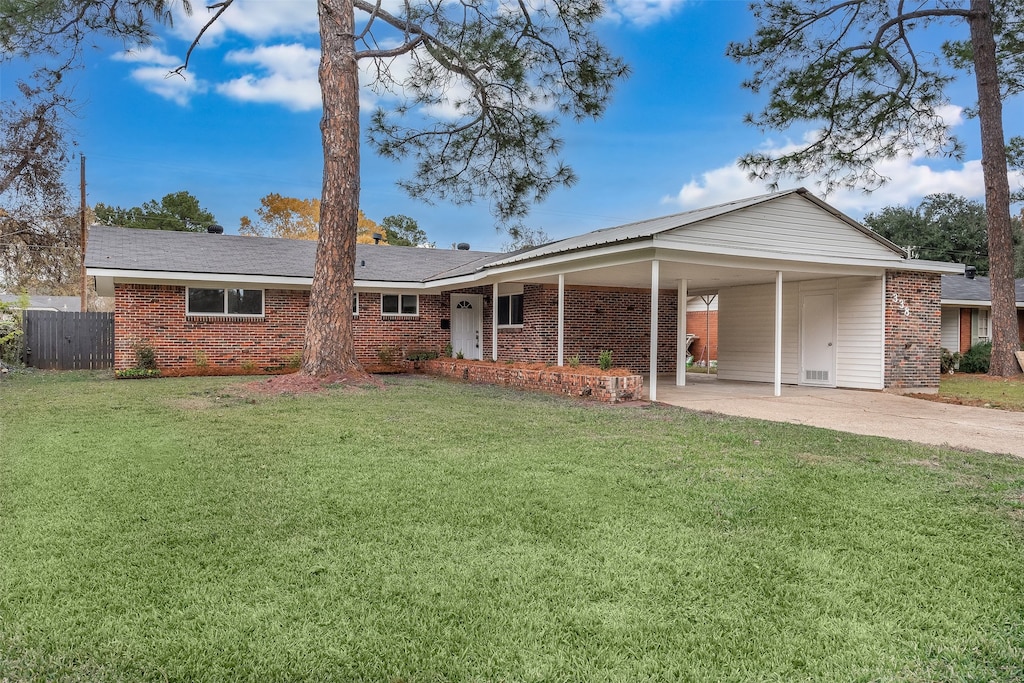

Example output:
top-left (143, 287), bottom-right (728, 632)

top-left (86, 188), bottom-right (961, 396)
top-left (686, 294), bottom-right (718, 364)
top-left (0, 294), bottom-right (81, 312)
top-left (940, 274), bottom-right (1024, 353)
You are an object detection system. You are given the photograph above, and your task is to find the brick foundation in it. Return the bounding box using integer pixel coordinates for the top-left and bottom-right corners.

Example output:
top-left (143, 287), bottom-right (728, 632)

top-left (885, 271), bottom-right (942, 390)
top-left (418, 359), bottom-right (643, 403)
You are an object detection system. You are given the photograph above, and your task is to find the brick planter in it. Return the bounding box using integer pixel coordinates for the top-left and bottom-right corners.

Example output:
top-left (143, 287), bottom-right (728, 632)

top-left (417, 359), bottom-right (643, 403)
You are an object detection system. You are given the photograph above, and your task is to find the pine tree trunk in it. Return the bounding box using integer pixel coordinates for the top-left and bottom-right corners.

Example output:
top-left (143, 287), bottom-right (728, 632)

top-left (302, 0), bottom-right (363, 377)
top-left (969, 0), bottom-right (1021, 377)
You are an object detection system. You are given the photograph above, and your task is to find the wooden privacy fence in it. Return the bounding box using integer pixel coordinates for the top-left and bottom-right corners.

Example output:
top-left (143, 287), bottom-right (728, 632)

top-left (24, 311), bottom-right (114, 370)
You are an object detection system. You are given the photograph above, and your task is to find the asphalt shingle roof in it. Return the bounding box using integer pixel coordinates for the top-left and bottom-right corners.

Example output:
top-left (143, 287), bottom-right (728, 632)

top-left (941, 274), bottom-right (1024, 303)
top-left (85, 225), bottom-right (501, 282)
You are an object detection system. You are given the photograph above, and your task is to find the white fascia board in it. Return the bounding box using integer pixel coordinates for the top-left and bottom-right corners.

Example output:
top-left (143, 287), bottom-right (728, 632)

top-left (902, 259), bottom-right (966, 274)
top-left (476, 242), bottom-right (655, 281)
top-left (87, 268), bottom-right (312, 288)
top-left (942, 299), bottom-right (1024, 308)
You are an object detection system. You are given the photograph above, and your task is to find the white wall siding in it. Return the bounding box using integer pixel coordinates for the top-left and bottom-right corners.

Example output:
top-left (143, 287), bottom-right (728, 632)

top-left (719, 277), bottom-right (885, 389)
top-left (718, 282), bottom-right (799, 384)
top-left (940, 307), bottom-right (960, 351)
top-left (835, 276), bottom-right (884, 389)
top-left (660, 193), bottom-right (899, 262)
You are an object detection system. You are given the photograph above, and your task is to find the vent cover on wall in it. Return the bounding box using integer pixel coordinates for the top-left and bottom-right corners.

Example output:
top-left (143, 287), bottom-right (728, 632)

top-left (805, 370), bottom-right (829, 382)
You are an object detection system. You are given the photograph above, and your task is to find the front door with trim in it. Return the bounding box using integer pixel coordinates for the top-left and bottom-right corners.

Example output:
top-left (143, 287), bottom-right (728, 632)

top-left (800, 291), bottom-right (836, 386)
top-left (450, 294), bottom-right (483, 360)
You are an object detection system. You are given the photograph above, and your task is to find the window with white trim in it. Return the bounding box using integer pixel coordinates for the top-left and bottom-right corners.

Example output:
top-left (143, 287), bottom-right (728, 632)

top-left (186, 287), bottom-right (264, 316)
top-left (497, 293), bottom-right (524, 326)
top-left (352, 292), bottom-right (359, 316)
top-left (977, 308), bottom-right (991, 340)
top-left (382, 293), bottom-right (418, 316)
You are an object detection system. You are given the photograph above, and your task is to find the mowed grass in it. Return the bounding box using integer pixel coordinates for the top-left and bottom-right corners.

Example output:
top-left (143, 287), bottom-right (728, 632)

top-left (1, 371), bottom-right (1023, 682)
top-left (940, 373), bottom-right (1024, 411)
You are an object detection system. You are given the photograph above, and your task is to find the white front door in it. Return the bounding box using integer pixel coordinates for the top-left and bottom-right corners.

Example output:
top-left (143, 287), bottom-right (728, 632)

top-left (800, 292), bottom-right (836, 386)
top-left (450, 294), bottom-right (483, 360)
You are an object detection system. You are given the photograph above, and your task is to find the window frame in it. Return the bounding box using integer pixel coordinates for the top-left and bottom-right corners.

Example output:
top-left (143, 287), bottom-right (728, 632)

top-left (352, 292), bottom-right (360, 317)
top-left (497, 292), bottom-right (524, 327)
top-left (977, 308), bottom-right (991, 340)
top-left (381, 293), bottom-right (419, 317)
top-left (185, 287), bottom-right (265, 317)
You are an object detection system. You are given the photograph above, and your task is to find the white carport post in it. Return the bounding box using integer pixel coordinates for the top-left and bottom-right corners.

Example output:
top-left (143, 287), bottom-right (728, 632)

top-left (774, 270), bottom-right (783, 397)
top-left (676, 279), bottom-right (687, 386)
top-left (649, 260), bottom-right (660, 402)
top-left (492, 282), bottom-right (499, 361)
top-left (557, 273), bottom-right (565, 367)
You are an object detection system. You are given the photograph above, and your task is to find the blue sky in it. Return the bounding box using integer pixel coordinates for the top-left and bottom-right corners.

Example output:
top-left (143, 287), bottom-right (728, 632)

top-left (7, 0), bottom-right (1023, 251)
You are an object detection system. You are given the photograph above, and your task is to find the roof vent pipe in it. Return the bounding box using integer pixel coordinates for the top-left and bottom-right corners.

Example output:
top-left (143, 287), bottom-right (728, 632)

top-left (372, 232), bottom-right (382, 244)
top-left (207, 224), bottom-right (224, 234)
top-left (965, 265), bottom-right (977, 279)
top-left (456, 242), bottom-right (470, 250)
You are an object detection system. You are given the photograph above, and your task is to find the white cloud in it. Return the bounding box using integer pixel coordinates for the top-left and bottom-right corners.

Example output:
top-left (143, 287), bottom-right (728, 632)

top-left (113, 44), bottom-right (206, 105)
top-left (663, 151), bottom-right (1024, 218)
top-left (217, 44), bottom-right (321, 111)
top-left (126, 65), bottom-right (207, 106)
top-left (606, 0), bottom-right (690, 26)
top-left (169, 0), bottom-right (319, 43)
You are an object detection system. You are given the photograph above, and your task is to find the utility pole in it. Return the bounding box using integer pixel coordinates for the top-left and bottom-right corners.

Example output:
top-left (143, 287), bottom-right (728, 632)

top-left (80, 155), bottom-right (87, 313)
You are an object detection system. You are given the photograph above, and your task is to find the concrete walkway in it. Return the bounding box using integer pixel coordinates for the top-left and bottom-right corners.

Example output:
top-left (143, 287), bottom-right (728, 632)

top-left (650, 373), bottom-right (1024, 458)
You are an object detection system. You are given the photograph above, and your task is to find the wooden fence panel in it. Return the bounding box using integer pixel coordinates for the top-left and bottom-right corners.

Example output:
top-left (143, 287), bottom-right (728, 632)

top-left (24, 311), bottom-right (114, 370)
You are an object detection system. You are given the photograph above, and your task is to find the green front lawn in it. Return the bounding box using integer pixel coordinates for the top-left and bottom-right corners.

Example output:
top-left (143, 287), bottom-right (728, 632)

top-left (2, 371), bottom-right (1023, 681)
top-left (940, 373), bottom-right (1024, 411)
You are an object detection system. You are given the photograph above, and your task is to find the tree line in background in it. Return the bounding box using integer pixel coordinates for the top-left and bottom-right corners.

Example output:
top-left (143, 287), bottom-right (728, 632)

top-left (863, 193), bottom-right (1024, 278)
top-left (238, 193), bottom-right (431, 247)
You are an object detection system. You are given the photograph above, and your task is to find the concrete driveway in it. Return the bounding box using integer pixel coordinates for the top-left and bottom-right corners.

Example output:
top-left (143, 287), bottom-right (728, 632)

top-left (651, 373), bottom-right (1024, 458)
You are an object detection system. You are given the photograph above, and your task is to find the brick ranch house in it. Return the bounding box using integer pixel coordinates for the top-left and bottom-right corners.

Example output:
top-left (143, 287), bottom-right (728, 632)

top-left (940, 273), bottom-right (1024, 354)
top-left (86, 188), bottom-right (961, 398)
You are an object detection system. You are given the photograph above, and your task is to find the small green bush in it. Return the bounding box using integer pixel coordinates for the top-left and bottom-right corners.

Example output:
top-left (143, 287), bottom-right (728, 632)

top-left (115, 368), bottom-right (161, 379)
top-left (455, 350), bottom-right (464, 360)
top-left (377, 344), bottom-right (399, 364)
top-left (192, 349), bottom-right (209, 369)
top-left (286, 351), bottom-right (302, 370)
top-left (959, 341), bottom-right (992, 374)
top-left (240, 360), bottom-right (257, 373)
top-left (406, 351), bottom-right (439, 362)
top-left (134, 341), bottom-right (158, 370)
top-left (940, 348), bottom-right (961, 374)
top-left (443, 342), bottom-right (453, 358)
top-left (0, 296), bottom-right (26, 367)
top-left (567, 355), bottom-right (581, 369)
top-left (598, 350), bottom-right (613, 371)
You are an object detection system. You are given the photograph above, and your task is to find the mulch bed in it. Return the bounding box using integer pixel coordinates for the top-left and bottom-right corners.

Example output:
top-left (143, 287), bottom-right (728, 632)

top-left (241, 370), bottom-right (384, 396)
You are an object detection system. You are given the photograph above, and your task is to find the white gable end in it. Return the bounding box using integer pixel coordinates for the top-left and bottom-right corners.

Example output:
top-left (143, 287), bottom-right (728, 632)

top-left (656, 193), bottom-right (900, 263)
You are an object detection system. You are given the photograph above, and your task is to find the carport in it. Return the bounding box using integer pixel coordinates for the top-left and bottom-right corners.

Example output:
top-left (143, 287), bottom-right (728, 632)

top-left (479, 188), bottom-right (960, 397)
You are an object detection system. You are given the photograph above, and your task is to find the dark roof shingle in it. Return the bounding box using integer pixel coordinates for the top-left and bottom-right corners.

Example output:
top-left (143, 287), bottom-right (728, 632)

top-left (86, 226), bottom-right (501, 282)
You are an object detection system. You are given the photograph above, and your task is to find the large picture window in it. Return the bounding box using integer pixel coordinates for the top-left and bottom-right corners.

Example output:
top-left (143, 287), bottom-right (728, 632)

top-left (497, 293), bottom-right (524, 326)
top-left (382, 294), bottom-right (418, 316)
top-left (186, 288), bottom-right (264, 316)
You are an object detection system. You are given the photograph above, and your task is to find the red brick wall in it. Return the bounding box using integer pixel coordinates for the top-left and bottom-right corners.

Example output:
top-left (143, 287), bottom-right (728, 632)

top-left (1018, 310), bottom-right (1024, 347)
top-left (959, 308), bottom-right (972, 353)
top-left (114, 284), bottom-right (307, 372)
top-left (494, 284), bottom-right (678, 373)
top-left (114, 282), bottom-right (680, 375)
top-left (885, 271), bottom-right (942, 390)
top-left (686, 310), bottom-right (718, 362)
